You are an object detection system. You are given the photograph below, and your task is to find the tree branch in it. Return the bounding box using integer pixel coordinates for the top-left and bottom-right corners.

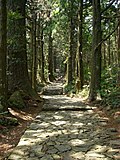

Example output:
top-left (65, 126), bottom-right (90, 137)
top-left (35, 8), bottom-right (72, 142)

top-left (102, 14), bottom-right (120, 19)
top-left (95, 22), bottom-right (119, 50)
top-left (101, 0), bottom-right (116, 15)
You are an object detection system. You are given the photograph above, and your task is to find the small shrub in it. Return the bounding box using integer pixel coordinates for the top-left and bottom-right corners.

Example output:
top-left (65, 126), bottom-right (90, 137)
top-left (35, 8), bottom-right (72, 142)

top-left (100, 64), bottom-right (120, 108)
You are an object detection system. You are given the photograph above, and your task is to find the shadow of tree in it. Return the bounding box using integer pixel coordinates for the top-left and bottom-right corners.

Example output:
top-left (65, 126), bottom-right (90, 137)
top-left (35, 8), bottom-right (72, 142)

top-left (8, 102), bottom-right (119, 160)
top-left (43, 95), bottom-right (92, 111)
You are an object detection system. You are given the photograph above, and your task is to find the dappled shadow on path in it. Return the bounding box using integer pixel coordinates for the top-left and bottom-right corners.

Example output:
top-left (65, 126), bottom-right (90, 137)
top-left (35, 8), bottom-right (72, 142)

top-left (42, 95), bottom-right (93, 111)
top-left (8, 82), bottom-right (120, 160)
top-left (8, 107), bottom-right (120, 159)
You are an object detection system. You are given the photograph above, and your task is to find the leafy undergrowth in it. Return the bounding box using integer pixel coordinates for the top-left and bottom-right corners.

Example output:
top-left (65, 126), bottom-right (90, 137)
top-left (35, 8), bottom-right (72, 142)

top-left (100, 64), bottom-right (120, 108)
top-left (0, 114), bottom-right (18, 126)
top-left (100, 88), bottom-right (120, 109)
top-left (0, 100), bottom-right (43, 160)
top-left (63, 83), bottom-right (76, 96)
top-left (80, 85), bottom-right (120, 121)
top-left (73, 81), bottom-right (120, 129)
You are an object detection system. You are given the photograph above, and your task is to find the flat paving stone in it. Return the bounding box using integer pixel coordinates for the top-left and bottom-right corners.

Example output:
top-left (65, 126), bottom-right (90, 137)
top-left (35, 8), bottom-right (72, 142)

top-left (55, 144), bottom-right (71, 152)
top-left (8, 83), bottom-right (118, 160)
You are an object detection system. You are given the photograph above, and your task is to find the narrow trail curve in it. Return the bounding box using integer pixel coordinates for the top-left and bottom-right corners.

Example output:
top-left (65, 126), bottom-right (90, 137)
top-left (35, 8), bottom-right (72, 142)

top-left (8, 82), bottom-right (120, 160)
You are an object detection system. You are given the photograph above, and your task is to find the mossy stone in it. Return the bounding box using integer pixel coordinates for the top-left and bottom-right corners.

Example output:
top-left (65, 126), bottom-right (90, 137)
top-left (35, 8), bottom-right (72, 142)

top-left (8, 91), bottom-right (25, 109)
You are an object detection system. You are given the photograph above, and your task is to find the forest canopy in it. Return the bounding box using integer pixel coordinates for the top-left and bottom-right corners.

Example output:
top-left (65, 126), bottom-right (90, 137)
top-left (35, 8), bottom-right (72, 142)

top-left (0, 0), bottom-right (120, 114)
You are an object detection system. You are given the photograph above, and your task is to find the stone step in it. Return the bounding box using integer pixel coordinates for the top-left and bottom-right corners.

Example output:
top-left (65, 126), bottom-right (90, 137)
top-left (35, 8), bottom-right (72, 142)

top-left (42, 87), bottom-right (63, 95)
top-left (42, 107), bottom-right (93, 111)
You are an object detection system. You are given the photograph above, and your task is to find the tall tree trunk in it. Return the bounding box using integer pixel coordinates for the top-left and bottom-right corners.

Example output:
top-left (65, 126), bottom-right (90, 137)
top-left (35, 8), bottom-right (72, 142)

top-left (48, 28), bottom-right (54, 82)
top-left (31, 13), bottom-right (37, 90)
top-left (108, 27), bottom-right (111, 66)
top-left (67, 0), bottom-right (74, 85)
top-left (0, 0), bottom-right (7, 109)
top-left (76, 0), bottom-right (84, 91)
top-left (53, 49), bottom-right (57, 73)
top-left (7, 0), bottom-right (40, 99)
top-left (72, 21), bottom-right (77, 80)
top-left (41, 32), bottom-right (46, 83)
top-left (39, 21), bottom-right (46, 83)
top-left (102, 42), bottom-right (106, 69)
top-left (118, 19), bottom-right (120, 86)
top-left (41, 35), bottom-right (46, 83)
top-left (88, 0), bottom-right (102, 101)
top-left (29, 16), bottom-right (34, 86)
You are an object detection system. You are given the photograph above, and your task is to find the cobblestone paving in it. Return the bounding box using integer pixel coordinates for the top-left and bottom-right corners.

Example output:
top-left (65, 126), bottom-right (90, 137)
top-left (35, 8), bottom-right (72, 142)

top-left (8, 83), bottom-right (120, 160)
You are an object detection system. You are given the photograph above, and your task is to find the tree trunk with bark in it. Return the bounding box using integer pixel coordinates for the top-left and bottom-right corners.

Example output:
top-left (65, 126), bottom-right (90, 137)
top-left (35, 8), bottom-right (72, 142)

top-left (76, 0), bottom-right (84, 92)
top-left (48, 28), bottom-right (54, 82)
top-left (0, 0), bottom-right (7, 109)
top-left (31, 13), bottom-right (37, 90)
top-left (88, 0), bottom-right (102, 101)
top-left (67, 0), bottom-right (74, 85)
top-left (7, 0), bottom-right (41, 100)
top-left (39, 19), bottom-right (46, 83)
top-left (118, 18), bottom-right (120, 86)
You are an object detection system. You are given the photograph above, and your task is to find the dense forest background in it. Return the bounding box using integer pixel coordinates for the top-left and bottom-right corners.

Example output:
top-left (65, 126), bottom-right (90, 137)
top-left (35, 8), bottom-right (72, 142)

top-left (0, 0), bottom-right (120, 115)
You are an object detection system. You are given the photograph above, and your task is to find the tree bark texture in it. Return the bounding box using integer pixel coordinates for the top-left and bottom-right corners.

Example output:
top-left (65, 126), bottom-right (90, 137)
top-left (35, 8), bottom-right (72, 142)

top-left (31, 13), bottom-right (37, 90)
top-left (0, 0), bottom-right (7, 107)
top-left (48, 28), bottom-right (54, 82)
top-left (76, 0), bottom-right (84, 90)
top-left (67, 0), bottom-right (74, 85)
top-left (7, 0), bottom-right (39, 99)
top-left (118, 19), bottom-right (120, 86)
top-left (89, 0), bottom-right (102, 101)
top-left (38, 18), bottom-right (46, 83)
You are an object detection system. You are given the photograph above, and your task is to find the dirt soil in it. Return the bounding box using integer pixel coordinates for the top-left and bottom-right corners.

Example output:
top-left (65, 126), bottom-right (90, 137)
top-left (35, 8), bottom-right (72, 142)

top-left (0, 99), bottom-right (120, 160)
top-left (0, 101), bottom-right (43, 160)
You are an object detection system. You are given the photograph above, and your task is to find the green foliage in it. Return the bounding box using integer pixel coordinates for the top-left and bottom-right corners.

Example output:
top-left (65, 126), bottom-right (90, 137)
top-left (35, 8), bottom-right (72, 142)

top-left (100, 64), bottom-right (120, 108)
top-left (104, 88), bottom-right (120, 108)
top-left (0, 116), bottom-right (18, 126)
top-left (8, 11), bottom-right (23, 20)
top-left (101, 64), bottom-right (117, 97)
top-left (80, 85), bottom-right (89, 98)
top-left (64, 83), bottom-right (76, 94)
top-left (83, 66), bottom-right (91, 84)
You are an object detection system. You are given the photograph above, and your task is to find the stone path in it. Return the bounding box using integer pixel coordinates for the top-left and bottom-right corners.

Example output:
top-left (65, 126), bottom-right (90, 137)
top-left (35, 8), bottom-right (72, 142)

top-left (8, 83), bottom-right (120, 160)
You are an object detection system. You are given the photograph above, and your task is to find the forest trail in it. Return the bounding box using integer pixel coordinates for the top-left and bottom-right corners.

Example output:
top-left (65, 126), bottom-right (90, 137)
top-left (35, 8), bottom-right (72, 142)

top-left (8, 82), bottom-right (120, 160)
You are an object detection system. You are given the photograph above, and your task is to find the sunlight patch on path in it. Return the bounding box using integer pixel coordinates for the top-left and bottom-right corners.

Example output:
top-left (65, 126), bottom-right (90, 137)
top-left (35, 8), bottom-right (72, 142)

top-left (8, 83), bottom-right (120, 160)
